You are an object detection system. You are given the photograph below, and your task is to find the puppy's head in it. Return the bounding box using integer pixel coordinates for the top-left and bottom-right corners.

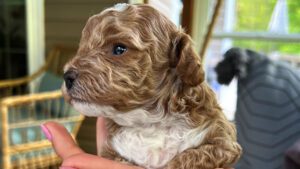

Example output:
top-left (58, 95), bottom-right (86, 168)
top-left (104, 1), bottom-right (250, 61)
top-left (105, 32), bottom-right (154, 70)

top-left (215, 47), bottom-right (252, 85)
top-left (62, 4), bottom-right (204, 116)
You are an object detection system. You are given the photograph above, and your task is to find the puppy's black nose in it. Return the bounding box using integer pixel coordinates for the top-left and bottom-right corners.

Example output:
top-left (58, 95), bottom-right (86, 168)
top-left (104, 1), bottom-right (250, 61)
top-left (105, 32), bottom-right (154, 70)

top-left (63, 70), bottom-right (77, 90)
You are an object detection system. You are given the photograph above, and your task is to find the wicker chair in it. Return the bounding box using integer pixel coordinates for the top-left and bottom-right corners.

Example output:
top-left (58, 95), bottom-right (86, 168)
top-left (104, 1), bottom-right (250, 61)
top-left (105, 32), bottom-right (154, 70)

top-left (0, 48), bottom-right (58, 98)
top-left (0, 46), bottom-right (84, 169)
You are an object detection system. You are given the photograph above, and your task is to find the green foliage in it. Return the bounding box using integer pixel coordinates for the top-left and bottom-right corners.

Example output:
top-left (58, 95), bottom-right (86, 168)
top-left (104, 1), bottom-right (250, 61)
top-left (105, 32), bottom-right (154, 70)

top-left (233, 0), bottom-right (300, 55)
top-left (235, 0), bottom-right (277, 31)
top-left (279, 43), bottom-right (300, 54)
top-left (288, 0), bottom-right (300, 33)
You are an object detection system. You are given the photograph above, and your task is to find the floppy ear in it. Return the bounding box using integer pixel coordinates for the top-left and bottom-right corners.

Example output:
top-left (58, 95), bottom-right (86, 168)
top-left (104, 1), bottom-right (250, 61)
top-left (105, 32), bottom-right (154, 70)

top-left (215, 47), bottom-right (250, 85)
top-left (170, 33), bottom-right (205, 86)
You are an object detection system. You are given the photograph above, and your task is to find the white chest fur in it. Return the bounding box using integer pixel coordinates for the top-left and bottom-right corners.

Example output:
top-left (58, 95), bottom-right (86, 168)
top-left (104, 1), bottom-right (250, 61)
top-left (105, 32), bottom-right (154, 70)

top-left (111, 118), bottom-right (208, 169)
top-left (72, 102), bottom-right (208, 168)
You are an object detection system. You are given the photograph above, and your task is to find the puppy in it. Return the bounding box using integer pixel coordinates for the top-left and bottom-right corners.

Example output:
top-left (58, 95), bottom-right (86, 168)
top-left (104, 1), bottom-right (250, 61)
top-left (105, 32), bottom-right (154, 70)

top-left (62, 4), bottom-right (242, 169)
top-left (215, 47), bottom-right (264, 85)
top-left (215, 47), bottom-right (300, 169)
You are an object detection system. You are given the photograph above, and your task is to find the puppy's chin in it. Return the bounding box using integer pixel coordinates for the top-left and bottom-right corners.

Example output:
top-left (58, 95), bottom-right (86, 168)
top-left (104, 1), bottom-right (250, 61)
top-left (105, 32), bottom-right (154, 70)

top-left (61, 83), bottom-right (87, 105)
top-left (71, 101), bottom-right (167, 126)
top-left (71, 101), bottom-right (112, 117)
top-left (60, 82), bottom-right (111, 117)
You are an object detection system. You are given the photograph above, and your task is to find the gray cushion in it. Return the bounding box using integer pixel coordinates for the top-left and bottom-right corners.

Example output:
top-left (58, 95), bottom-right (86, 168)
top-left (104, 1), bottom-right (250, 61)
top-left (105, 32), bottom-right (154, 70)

top-left (39, 72), bottom-right (63, 92)
top-left (37, 72), bottom-right (65, 118)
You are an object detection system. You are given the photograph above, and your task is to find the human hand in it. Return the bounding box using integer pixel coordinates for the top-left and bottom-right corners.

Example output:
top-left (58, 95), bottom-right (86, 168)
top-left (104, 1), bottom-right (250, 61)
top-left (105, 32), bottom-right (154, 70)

top-left (41, 119), bottom-right (141, 169)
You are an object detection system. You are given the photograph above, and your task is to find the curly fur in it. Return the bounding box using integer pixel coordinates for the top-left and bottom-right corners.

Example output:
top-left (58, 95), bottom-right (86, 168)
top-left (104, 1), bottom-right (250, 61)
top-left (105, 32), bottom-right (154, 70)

top-left (62, 4), bottom-right (242, 169)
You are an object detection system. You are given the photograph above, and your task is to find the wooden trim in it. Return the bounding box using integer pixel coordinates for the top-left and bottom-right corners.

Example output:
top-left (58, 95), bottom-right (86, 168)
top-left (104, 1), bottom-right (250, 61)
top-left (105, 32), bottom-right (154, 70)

top-left (9, 140), bottom-right (52, 154)
top-left (26, 0), bottom-right (45, 77)
top-left (1, 103), bottom-right (10, 169)
top-left (213, 31), bottom-right (300, 42)
top-left (181, 0), bottom-right (194, 35)
top-left (9, 116), bottom-right (84, 129)
top-left (199, 0), bottom-right (223, 60)
top-left (0, 90), bottom-right (62, 106)
top-left (11, 154), bottom-right (61, 169)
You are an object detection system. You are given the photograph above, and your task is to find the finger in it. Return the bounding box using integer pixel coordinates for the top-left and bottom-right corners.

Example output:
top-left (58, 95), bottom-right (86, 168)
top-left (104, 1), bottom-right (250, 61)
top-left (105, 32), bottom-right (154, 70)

top-left (96, 117), bottom-right (107, 155)
top-left (41, 122), bottom-right (84, 159)
top-left (62, 153), bottom-right (143, 169)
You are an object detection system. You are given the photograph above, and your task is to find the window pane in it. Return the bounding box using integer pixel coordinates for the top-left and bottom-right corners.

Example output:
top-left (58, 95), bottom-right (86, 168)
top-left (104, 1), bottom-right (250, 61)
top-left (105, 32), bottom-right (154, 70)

top-left (205, 0), bottom-right (300, 120)
top-left (0, 0), bottom-right (27, 79)
top-left (232, 0), bottom-right (300, 55)
top-left (235, 0), bottom-right (277, 32)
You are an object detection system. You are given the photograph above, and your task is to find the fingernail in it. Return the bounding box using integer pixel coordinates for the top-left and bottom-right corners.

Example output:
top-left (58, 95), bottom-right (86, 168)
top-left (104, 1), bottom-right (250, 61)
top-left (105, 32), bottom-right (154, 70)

top-left (41, 124), bottom-right (52, 141)
top-left (59, 167), bottom-right (76, 169)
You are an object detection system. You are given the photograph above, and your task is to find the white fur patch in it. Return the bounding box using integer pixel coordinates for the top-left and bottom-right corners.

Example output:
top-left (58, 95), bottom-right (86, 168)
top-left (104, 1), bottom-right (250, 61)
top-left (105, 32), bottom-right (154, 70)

top-left (112, 121), bottom-right (208, 169)
top-left (101, 3), bottom-right (129, 14)
top-left (72, 101), bottom-right (166, 126)
top-left (72, 101), bottom-right (208, 169)
top-left (113, 3), bottom-right (129, 12)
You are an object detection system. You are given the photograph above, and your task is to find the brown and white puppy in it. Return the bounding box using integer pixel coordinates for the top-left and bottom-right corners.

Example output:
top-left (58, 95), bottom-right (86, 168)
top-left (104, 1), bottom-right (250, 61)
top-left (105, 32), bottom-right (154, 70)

top-left (62, 3), bottom-right (242, 169)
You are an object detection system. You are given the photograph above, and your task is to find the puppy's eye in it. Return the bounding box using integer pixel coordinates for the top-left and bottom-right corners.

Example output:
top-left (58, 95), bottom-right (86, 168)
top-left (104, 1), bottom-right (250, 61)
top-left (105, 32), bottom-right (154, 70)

top-left (112, 44), bottom-right (127, 55)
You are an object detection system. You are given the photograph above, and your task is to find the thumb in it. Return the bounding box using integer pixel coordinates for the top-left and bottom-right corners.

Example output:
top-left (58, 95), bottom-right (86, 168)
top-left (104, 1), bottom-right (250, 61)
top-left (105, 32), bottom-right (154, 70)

top-left (41, 122), bottom-right (84, 160)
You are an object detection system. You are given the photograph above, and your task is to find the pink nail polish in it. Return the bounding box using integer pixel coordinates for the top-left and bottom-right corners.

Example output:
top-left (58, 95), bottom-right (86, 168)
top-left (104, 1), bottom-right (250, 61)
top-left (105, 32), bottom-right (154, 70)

top-left (59, 167), bottom-right (76, 169)
top-left (40, 124), bottom-right (52, 141)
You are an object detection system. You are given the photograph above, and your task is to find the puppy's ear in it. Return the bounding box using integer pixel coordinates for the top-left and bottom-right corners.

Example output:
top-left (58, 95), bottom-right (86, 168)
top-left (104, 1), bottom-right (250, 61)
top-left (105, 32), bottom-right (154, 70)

top-left (215, 47), bottom-right (250, 85)
top-left (170, 33), bottom-right (205, 86)
top-left (214, 57), bottom-right (235, 85)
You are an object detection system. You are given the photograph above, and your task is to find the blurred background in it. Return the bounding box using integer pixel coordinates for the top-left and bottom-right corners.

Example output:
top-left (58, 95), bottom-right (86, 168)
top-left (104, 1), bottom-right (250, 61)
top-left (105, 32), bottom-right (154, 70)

top-left (0, 0), bottom-right (299, 168)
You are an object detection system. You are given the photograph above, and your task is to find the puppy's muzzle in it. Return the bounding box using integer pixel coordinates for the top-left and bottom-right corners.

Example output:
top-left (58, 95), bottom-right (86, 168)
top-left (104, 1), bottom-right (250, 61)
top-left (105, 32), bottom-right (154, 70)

top-left (63, 70), bottom-right (78, 90)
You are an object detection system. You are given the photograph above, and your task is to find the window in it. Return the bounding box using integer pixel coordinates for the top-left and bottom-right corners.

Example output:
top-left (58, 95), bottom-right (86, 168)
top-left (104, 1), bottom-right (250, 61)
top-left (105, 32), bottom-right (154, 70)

top-left (205, 0), bottom-right (300, 120)
top-left (0, 0), bottom-right (27, 79)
